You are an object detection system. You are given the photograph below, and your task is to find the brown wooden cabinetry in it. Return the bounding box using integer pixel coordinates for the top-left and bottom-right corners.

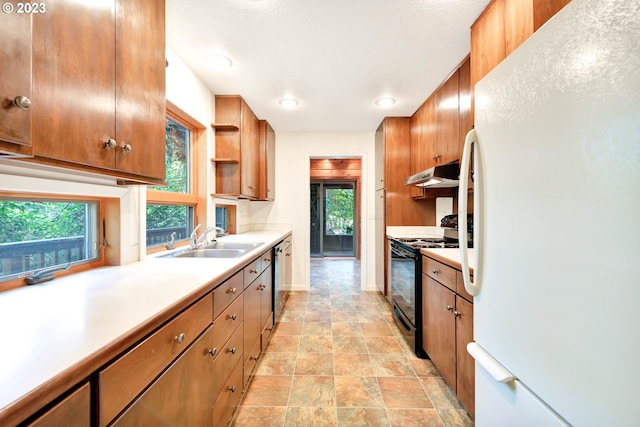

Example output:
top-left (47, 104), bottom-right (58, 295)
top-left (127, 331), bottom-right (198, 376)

top-left (471, 0), bottom-right (570, 89)
top-left (243, 255), bottom-right (274, 386)
top-left (26, 0), bottom-right (166, 183)
top-left (0, 11), bottom-right (32, 157)
top-left (258, 120), bottom-right (276, 201)
top-left (422, 255), bottom-right (474, 417)
top-left (435, 70), bottom-right (460, 167)
top-left (212, 95), bottom-right (260, 199)
top-left (25, 383), bottom-right (90, 427)
top-left (110, 326), bottom-right (216, 427)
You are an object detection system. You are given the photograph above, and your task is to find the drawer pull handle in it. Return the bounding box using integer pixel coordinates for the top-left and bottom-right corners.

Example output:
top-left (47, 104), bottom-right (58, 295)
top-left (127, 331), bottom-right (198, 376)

top-left (229, 385), bottom-right (236, 392)
top-left (227, 287), bottom-right (237, 294)
top-left (267, 326), bottom-right (273, 331)
top-left (229, 314), bottom-right (238, 320)
top-left (432, 269), bottom-right (438, 274)
top-left (446, 305), bottom-right (453, 311)
top-left (250, 355), bottom-right (259, 361)
top-left (229, 347), bottom-right (237, 354)
top-left (209, 348), bottom-right (217, 357)
top-left (250, 269), bottom-right (258, 274)
top-left (263, 258), bottom-right (270, 262)
top-left (174, 333), bottom-right (186, 344)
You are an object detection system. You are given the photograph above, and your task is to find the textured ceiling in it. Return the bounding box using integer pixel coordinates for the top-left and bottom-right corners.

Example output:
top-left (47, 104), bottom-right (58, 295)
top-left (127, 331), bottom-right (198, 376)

top-left (165, 0), bottom-right (490, 132)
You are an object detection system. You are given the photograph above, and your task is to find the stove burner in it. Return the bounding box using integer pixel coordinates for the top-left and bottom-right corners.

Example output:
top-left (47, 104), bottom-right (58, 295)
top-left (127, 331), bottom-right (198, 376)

top-left (394, 237), bottom-right (460, 249)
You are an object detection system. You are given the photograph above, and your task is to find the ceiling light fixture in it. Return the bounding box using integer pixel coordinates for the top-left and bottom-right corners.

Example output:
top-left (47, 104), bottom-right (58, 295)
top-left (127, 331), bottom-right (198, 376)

top-left (375, 97), bottom-right (396, 108)
top-left (279, 98), bottom-right (299, 109)
top-left (205, 54), bottom-right (233, 70)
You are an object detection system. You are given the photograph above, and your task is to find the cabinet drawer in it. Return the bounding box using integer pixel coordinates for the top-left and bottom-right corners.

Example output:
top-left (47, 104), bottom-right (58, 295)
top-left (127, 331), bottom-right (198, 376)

top-left (423, 257), bottom-right (457, 291)
top-left (98, 295), bottom-right (212, 426)
top-left (212, 293), bottom-right (244, 353)
top-left (261, 311), bottom-right (274, 350)
top-left (213, 358), bottom-right (244, 427)
top-left (244, 339), bottom-right (261, 387)
top-left (243, 257), bottom-right (262, 289)
top-left (26, 383), bottom-right (90, 427)
top-left (213, 324), bottom-right (244, 400)
top-left (260, 249), bottom-right (273, 271)
top-left (213, 272), bottom-right (243, 318)
top-left (456, 271), bottom-right (474, 303)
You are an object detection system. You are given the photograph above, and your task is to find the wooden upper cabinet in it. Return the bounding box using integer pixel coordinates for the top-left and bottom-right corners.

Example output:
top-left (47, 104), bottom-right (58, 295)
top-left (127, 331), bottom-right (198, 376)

top-left (29, 0), bottom-right (166, 183)
top-left (471, 0), bottom-right (570, 89)
top-left (258, 120), bottom-right (276, 201)
top-left (213, 95), bottom-right (260, 199)
top-left (470, 0), bottom-right (505, 89)
top-left (0, 12), bottom-right (32, 157)
top-left (114, 0), bottom-right (166, 180)
top-left (409, 109), bottom-right (424, 199)
top-left (435, 70), bottom-right (460, 166)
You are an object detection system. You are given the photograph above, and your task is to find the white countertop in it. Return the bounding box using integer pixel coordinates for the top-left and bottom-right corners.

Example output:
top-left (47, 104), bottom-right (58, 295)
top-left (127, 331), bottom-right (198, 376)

top-left (386, 226), bottom-right (445, 240)
top-left (420, 247), bottom-right (475, 272)
top-left (0, 229), bottom-right (290, 419)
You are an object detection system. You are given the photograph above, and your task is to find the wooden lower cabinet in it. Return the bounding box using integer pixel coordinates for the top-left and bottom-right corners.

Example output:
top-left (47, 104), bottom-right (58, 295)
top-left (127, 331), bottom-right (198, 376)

top-left (25, 383), bottom-right (90, 427)
top-left (111, 326), bottom-right (216, 427)
top-left (455, 296), bottom-right (474, 417)
top-left (243, 264), bottom-right (274, 387)
top-left (422, 256), bottom-right (475, 417)
top-left (213, 359), bottom-right (244, 426)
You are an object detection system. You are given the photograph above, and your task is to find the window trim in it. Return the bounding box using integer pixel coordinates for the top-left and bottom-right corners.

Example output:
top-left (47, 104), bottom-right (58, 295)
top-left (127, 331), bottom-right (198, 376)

top-left (146, 101), bottom-right (206, 254)
top-left (0, 192), bottom-right (107, 293)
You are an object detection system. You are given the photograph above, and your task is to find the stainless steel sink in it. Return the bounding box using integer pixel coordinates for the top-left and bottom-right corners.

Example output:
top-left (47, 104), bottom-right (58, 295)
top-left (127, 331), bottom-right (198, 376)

top-left (204, 242), bottom-right (264, 251)
top-left (158, 241), bottom-right (264, 259)
top-left (159, 248), bottom-right (245, 259)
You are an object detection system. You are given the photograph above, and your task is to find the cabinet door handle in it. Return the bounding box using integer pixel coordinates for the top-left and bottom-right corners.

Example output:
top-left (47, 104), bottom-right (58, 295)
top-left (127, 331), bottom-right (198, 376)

top-left (433, 154), bottom-right (441, 160)
top-left (13, 95), bottom-right (32, 110)
top-left (229, 314), bottom-right (237, 320)
top-left (174, 333), bottom-right (186, 344)
top-left (229, 347), bottom-right (237, 354)
top-left (120, 143), bottom-right (132, 153)
top-left (227, 287), bottom-right (237, 294)
top-left (229, 385), bottom-right (236, 392)
top-left (454, 311), bottom-right (461, 318)
top-left (250, 355), bottom-right (259, 361)
top-left (446, 305), bottom-right (453, 311)
top-left (209, 348), bottom-right (217, 357)
top-left (248, 185), bottom-right (255, 190)
top-left (105, 138), bottom-right (117, 149)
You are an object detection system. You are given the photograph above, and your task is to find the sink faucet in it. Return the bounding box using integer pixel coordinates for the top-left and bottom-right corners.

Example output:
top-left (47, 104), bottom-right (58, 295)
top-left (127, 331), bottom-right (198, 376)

top-left (197, 226), bottom-right (217, 248)
top-left (215, 226), bottom-right (228, 237)
top-left (189, 224), bottom-right (202, 250)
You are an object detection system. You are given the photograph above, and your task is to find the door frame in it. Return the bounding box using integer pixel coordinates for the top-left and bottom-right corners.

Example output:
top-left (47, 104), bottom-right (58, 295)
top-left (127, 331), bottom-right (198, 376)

top-left (310, 180), bottom-right (358, 258)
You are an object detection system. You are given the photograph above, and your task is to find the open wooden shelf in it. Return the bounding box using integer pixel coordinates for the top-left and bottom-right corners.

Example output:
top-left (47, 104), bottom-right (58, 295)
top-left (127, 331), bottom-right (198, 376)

top-left (210, 123), bottom-right (239, 131)
top-left (210, 158), bottom-right (239, 164)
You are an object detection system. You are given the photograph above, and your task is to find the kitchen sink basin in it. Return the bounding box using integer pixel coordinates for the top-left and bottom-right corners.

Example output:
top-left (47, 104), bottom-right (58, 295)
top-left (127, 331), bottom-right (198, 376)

top-left (159, 248), bottom-right (246, 259)
top-left (204, 242), bottom-right (264, 251)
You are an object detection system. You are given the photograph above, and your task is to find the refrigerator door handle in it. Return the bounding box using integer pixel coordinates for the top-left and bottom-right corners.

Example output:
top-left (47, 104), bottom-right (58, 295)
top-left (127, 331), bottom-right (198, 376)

top-left (468, 342), bottom-right (515, 383)
top-left (459, 129), bottom-right (480, 296)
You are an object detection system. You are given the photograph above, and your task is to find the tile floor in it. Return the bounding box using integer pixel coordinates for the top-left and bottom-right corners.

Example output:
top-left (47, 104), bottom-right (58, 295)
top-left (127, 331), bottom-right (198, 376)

top-left (232, 259), bottom-right (474, 427)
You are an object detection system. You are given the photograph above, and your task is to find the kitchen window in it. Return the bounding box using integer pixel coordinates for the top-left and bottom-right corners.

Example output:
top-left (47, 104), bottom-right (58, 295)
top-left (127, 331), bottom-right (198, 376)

top-left (0, 195), bottom-right (104, 292)
top-left (146, 102), bottom-right (205, 251)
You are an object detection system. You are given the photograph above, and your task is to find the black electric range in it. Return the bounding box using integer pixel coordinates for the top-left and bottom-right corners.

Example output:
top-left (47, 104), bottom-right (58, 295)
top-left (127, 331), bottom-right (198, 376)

top-left (389, 236), bottom-right (461, 359)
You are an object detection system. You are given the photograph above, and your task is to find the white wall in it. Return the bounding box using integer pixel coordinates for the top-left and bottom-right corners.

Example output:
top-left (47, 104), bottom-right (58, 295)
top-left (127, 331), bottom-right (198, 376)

top-left (248, 132), bottom-right (379, 292)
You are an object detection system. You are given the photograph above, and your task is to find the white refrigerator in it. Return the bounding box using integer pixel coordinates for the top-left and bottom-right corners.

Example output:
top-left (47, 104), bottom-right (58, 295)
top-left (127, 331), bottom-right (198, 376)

top-left (457, 0), bottom-right (640, 425)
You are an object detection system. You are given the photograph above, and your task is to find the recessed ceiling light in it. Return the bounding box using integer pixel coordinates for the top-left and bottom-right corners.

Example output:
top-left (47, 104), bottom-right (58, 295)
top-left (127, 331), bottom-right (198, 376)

top-left (205, 54), bottom-right (233, 70)
top-left (279, 98), bottom-right (299, 109)
top-left (375, 97), bottom-right (396, 108)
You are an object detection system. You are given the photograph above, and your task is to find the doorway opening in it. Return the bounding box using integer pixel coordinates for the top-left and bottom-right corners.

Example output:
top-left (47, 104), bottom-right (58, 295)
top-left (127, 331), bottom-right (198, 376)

top-left (310, 181), bottom-right (357, 257)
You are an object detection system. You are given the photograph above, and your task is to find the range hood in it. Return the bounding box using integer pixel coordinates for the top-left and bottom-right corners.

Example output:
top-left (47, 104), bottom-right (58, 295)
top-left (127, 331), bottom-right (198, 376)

top-left (405, 161), bottom-right (460, 188)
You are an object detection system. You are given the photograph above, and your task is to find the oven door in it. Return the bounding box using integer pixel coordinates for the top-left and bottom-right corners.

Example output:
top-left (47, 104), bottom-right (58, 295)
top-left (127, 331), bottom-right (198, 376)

top-left (389, 240), bottom-right (417, 331)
